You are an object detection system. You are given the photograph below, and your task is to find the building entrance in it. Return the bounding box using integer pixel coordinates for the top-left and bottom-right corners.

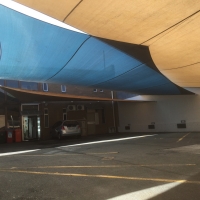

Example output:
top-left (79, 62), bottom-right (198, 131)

top-left (22, 116), bottom-right (40, 140)
top-left (21, 104), bottom-right (41, 141)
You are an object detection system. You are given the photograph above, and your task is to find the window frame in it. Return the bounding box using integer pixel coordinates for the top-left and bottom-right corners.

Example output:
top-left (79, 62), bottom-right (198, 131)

top-left (43, 83), bottom-right (48, 92)
top-left (61, 85), bottom-right (66, 93)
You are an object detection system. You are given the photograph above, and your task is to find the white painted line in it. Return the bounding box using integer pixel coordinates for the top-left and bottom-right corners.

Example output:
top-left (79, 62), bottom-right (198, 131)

top-left (107, 182), bottom-right (182, 200)
top-left (0, 149), bottom-right (40, 157)
top-left (58, 134), bottom-right (156, 148)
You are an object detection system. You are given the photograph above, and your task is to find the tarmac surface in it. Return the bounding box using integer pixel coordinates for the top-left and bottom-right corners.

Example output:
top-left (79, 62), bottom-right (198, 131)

top-left (0, 132), bottom-right (200, 200)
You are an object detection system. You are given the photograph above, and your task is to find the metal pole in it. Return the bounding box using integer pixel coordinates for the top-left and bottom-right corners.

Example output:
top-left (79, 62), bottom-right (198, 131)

top-left (111, 91), bottom-right (116, 132)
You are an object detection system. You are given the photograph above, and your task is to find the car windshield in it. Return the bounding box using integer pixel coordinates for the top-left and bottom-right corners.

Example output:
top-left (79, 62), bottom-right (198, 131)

top-left (52, 121), bottom-right (62, 128)
top-left (63, 121), bottom-right (79, 127)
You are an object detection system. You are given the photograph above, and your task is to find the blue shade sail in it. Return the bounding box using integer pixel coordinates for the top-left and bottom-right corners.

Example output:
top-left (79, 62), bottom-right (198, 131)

top-left (0, 5), bottom-right (89, 81)
top-left (0, 5), bottom-right (185, 94)
top-left (0, 42), bottom-right (2, 60)
top-left (93, 64), bottom-right (181, 95)
top-left (49, 37), bottom-right (142, 85)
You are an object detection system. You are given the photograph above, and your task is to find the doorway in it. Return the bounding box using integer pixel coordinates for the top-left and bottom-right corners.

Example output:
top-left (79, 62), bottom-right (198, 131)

top-left (23, 116), bottom-right (40, 140)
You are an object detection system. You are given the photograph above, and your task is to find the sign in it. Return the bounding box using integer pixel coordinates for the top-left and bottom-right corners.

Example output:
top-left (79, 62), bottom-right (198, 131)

top-left (8, 132), bottom-right (12, 138)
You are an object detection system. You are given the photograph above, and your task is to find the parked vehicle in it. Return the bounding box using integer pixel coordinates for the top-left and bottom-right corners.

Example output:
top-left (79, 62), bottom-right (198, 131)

top-left (50, 120), bottom-right (81, 139)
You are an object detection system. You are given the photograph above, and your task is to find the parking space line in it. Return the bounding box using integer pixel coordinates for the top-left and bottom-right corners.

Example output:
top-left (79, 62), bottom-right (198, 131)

top-left (15, 152), bottom-right (119, 157)
top-left (14, 154), bottom-right (81, 156)
top-left (0, 149), bottom-right (41, 157)
top-left (2, 163), bottom-right (195, 169)
top-left (58, 135), bottom-right (157, 148)
top-left (177, 133), bottom-right (191, 142)
top-left (88, 152), bottom-right (118, 155)
top-left (0, 169), bottom-right (199, 185)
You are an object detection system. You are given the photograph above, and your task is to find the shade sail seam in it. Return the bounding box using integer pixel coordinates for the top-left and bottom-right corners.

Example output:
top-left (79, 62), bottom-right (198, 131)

top-left (46, 36), bottom-right (91, 81)
top-left (161, 61), bottom-right (200, 71)
top-left (140, 10), bottom-right (200, 45)
top-left (90, 63), bottom-right (154, 87)
top-left (63, 0), bottom-right (83, 22)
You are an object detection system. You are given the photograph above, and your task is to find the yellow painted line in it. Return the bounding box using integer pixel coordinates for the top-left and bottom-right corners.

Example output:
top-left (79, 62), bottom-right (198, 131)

top-left (0, 169), bottom-right (199, 185)
top-left (15, 154), bottom-right (80, 156)
top-left (25, 165), bottom-right (130, 169)
top-left (102, 157), bottom-right (114, 160)
top-left (1, 163), bottom-right (196, 170)
top-left (139, 164), bottom-right (196, 167)
top-left (88, 152), bottom-right (118, 155)
top-left (177, 133), bottom-right (191, 142)
top-left (15, 152), bottom-right (118, 157)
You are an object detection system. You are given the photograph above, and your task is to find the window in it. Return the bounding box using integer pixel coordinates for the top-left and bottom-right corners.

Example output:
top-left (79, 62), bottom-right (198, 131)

top-left (63, 121), bottom-right (79, 127)
top-left (43, 83), bottom-right (48, 91)
top-left (63, 108), bottom-right (67, 120)
top-left (6, 80), bottom-right (19, 88)
top-left (93, 89), bottom-right (97, 92)
top-left (44, 108), bottom-right (49, 128)
top-left (100, 89), bottom-right (104, 92)
top-left (61, 85), bottom-right (66, 93)
top-left (0, 79), bottom-right (4, 86)
top-left (21, 81), bottom-right (38, 90)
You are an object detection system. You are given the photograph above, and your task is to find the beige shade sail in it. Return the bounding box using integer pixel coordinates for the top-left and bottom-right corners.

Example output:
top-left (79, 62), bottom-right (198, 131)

top-left (15, 0), bottom-right (80, 22)
top-left (14, 0), bottom-right (200, 88)
top-left (148, 13), bottom-right (200, 87)
top-left (15, 0), bottom-right (200, 44)
top-left (158, 63), bottom-right (200, 87)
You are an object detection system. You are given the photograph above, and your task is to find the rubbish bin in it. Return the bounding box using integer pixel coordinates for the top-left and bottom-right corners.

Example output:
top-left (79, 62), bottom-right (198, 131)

top-left (7, 129), bottom-right (14, 143)
top-left (0, 131), bottom-right (6, 144)
top-left (14, 128), bottom-right (22, 142)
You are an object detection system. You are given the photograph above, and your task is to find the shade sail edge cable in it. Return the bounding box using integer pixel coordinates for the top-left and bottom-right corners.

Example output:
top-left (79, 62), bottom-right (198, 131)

top-left (46, 36), bottom-right (91, 81)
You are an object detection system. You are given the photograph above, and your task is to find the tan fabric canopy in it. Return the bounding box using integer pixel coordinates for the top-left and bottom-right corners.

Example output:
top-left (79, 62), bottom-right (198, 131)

top-left (15, 0), bottom-right (200, 88)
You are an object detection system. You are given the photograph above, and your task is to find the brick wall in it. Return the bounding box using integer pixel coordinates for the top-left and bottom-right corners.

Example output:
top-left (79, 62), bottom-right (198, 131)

top-left (39, 101), bottom-right (119, 140)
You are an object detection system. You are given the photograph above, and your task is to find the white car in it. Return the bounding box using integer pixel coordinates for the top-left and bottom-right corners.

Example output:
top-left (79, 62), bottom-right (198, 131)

top-left (51, 120), bottom-right (81, 139)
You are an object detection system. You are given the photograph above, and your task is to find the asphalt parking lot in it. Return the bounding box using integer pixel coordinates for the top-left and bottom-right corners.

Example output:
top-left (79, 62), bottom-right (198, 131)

top-left (0, 132), bottom-right (200, 200)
